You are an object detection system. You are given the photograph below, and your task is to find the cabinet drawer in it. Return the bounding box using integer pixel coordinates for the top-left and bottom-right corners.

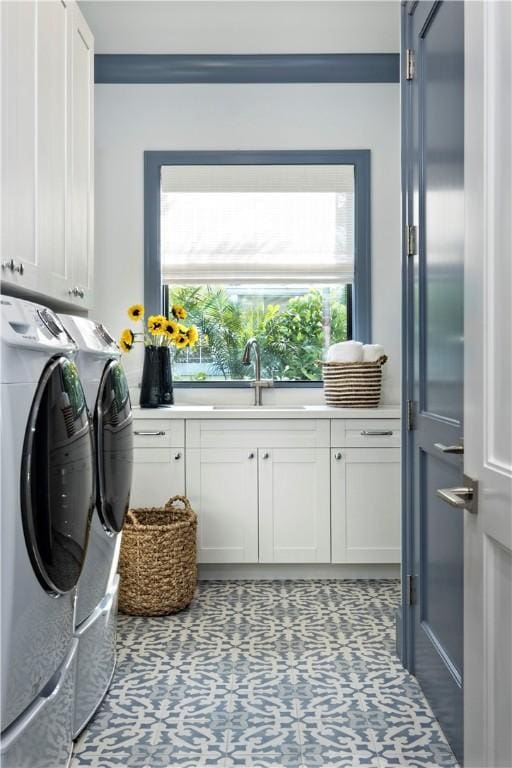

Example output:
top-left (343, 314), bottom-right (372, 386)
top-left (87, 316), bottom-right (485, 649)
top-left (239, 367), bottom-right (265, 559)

top-left (187, 419), bottom-right (330, 449)
top-left (133, 419), bottom-right (184, 448)
top-left (331, 419), bottom-right (400, 448)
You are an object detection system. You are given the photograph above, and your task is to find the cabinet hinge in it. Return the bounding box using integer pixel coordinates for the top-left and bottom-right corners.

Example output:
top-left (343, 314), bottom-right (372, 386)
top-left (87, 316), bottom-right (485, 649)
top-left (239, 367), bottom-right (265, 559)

top-left (407, 225), bottom-right (417, 256)
top-left (406, 48), bottom-right (416, 81)
top-left (407, 399), bottom-right (415, 431)
top-left (406, 574), bottom-right (417, 606)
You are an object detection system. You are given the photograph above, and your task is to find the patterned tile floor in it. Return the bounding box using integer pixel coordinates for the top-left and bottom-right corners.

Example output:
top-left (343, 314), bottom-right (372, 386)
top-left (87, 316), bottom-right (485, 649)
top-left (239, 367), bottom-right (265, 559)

top-left (72, 580), bottom-right (458, 768)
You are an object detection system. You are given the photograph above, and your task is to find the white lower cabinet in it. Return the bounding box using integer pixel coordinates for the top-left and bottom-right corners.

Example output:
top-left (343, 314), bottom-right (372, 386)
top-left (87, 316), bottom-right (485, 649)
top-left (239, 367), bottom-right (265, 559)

top-left (130, 448), bottom-right (185, 509)
top-left (331, 447), bottom-right (401, 563)
top-left (259, 448), bottom-right (331, 563)
top-left (186, 448), bottom-right (259, 564)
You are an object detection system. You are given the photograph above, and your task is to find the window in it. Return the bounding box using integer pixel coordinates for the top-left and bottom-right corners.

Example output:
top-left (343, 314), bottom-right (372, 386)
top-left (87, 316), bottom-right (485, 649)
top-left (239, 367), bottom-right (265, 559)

top-left (145, 151), bottom-right (371, 385)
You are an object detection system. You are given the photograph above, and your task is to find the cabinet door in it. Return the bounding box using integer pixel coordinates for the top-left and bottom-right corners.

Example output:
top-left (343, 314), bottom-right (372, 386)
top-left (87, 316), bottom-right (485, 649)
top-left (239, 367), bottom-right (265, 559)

top-left (68, 1), bottom-right (94, 308)
top-left (258, 448), bottom-right (330, 563)
top-left (37, 0), bottom-right (70, 300)
top-left (331, 448), bottom-right (400, 563)
top-left (1, 1), bottom-right (40, 290)
top-left (186, 448), bottom-right (258, 564)
top-left (130, 448), bottom-right (185, 509)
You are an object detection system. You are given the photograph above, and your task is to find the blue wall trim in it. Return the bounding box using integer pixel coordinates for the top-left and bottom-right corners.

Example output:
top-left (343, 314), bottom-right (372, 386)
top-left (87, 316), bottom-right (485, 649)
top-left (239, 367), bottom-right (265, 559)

top-left (95, 53), bottom-right (399, 84)
top-left (144, 149), bottom-right (371, 388)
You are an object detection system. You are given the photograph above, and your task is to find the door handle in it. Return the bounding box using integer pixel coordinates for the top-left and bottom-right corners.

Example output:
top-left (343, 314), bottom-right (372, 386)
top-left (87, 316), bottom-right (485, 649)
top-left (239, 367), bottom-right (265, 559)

top-left (434, 442), bottom-right (464, 455)
top-left (436, 474), bottom-right (478, 513)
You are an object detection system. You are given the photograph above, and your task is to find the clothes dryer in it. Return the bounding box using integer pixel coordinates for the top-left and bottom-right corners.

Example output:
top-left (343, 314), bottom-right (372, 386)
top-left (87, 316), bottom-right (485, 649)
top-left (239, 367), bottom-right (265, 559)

top-left (59, 314), bottom-right (133, 736)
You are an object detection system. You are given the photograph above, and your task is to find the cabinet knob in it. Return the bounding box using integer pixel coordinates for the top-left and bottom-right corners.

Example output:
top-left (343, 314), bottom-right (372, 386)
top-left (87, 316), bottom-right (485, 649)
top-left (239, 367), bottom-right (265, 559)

top-left (14, 262), bottom-right (24, 275)
top-left (174, 452), bottom-right (182, 460)
top-left (262, 452), bottom-right (270, 460)
top-left (77, 288), bottom-right (85, 298)
top-left (2, 259), bottom-right (15, 272)
top-left (334, 452), bottom-right (342, 461)
top-left (248, 452), bottom-right (255, 459)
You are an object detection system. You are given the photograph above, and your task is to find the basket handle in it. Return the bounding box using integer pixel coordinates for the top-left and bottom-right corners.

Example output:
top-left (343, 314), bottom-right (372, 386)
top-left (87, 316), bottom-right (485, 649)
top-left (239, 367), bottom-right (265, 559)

top-left (125, 509), bottom-right (140, 527)
top-left (378, 355), bottom-right (388, 366)
top-left (165, 495), bottom-right (193, 513)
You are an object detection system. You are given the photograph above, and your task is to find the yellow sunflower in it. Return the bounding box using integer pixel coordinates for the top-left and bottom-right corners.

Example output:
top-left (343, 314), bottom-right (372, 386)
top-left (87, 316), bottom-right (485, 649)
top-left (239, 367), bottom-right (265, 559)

top-left (119, 328), bottom-right (134, 352)
top-left (147, 315), bottom-right (167, 335)
top-left (164, 319), bottom-right (179, 340)
top-left (186, 325), bottom-right (199, 348)
top-left (171, 304), bottom-right (187, 320)
top-left (127, 304), bottom-right (144, 321)
top-left (174, 327), bottom-right (189, 349)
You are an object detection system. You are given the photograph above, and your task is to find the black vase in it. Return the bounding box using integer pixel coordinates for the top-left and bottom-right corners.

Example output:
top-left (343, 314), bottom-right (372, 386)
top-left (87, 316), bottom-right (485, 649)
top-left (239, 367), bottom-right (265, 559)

top-left (140, 345), bottom-right (174, 408)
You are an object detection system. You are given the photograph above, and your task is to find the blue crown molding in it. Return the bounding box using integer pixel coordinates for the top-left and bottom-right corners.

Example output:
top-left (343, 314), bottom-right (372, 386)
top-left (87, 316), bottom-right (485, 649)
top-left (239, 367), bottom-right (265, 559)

top-left (95, 53), bottom-right (399, 84)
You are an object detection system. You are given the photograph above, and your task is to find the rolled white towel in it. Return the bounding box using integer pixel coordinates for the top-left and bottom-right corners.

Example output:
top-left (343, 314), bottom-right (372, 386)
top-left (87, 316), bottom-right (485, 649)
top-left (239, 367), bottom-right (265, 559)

top-left (326, 341), bottom-right (364, 363)
top-left (362, 344), bottom-right (385, 363)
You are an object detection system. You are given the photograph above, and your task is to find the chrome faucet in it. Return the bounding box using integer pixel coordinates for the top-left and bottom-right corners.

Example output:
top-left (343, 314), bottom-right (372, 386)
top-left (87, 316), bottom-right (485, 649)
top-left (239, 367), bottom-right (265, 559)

top-left (242, 338), bottom-right (273, 406)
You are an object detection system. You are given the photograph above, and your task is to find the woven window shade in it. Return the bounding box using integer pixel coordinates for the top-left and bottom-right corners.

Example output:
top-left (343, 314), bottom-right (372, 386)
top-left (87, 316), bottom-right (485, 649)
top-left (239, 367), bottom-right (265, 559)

top-left (160, 164), bottom-right (354, 284)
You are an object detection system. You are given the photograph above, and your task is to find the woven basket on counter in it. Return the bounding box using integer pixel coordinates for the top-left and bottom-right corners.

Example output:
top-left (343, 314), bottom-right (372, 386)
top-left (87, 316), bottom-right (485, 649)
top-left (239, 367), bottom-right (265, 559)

top-left (118, 495), bottom-right (197, 616)
top-left (321, 355), bottom-right (387, 408)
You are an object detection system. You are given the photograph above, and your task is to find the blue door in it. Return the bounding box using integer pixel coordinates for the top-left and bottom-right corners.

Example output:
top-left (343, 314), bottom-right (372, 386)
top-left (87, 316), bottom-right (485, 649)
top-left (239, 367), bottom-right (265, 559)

top-left (403, 1), bottom-right (464, 762)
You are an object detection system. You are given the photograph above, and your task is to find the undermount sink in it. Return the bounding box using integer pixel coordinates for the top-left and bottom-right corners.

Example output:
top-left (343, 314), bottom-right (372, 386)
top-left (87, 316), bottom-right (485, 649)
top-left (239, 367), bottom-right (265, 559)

top-left (212, 405), bottom-right (306, 411)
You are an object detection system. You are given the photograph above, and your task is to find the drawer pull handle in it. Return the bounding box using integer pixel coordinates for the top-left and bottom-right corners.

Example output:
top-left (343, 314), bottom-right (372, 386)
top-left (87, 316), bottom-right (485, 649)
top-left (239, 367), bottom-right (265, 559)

top-left (174, 452), bottom-right (182, 460)
top-left (360, 430), bottom-right (393, 436)
top-left (134, 430), bottom-right (165, 436)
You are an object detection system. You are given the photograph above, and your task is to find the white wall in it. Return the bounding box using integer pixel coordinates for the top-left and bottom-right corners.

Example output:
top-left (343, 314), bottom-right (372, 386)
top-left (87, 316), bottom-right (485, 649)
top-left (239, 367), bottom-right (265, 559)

top-left (81, 1), bottom-right (400, 54)
top-left (94, 81), bottom-right (401, 403)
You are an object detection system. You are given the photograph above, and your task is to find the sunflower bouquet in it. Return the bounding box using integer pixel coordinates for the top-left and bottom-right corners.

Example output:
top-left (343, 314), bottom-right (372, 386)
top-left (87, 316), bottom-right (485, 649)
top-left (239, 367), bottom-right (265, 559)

top-left (119, 304), bottom-right (199, 353)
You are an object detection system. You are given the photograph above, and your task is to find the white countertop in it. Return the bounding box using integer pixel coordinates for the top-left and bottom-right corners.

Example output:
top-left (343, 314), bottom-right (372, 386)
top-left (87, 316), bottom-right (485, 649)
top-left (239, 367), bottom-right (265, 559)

top-left (132, 404), bottom-right (401, 420)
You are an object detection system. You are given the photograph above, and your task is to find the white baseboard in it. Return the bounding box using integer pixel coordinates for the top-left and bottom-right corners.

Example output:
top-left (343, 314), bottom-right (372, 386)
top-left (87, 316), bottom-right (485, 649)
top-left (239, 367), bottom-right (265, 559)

top-left (198, 563), bottom-right (401, 580)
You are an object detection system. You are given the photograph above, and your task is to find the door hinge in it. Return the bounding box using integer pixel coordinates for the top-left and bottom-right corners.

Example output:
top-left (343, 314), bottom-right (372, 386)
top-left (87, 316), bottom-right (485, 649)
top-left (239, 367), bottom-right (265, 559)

top-left (407, 399), bottom-right (415, 431)
top-left (406, 574), bottom-right (417, 606)
top-left (406, 48), bottom-right (416, 80)
top-left (407, 225), bottom-right (417, 256)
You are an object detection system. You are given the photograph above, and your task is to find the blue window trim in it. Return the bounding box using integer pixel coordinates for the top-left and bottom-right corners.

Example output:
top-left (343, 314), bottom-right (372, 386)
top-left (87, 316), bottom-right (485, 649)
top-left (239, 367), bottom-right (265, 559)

top-left (96, 53), bottom-right (399, 85)
top-left (144, 149), bottom-right (371, 388)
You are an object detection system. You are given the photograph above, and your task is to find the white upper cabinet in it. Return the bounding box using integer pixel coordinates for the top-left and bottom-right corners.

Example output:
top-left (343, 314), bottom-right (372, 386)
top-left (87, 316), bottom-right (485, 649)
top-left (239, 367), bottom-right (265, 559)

top-left (1, 0), bottom-right (94, 308)
top-left (1, 1), bottom-right (39, 288)
top-left (68, 1), bottom-right (94, 306)
top-left (38, 0), bottom-right (69, 300)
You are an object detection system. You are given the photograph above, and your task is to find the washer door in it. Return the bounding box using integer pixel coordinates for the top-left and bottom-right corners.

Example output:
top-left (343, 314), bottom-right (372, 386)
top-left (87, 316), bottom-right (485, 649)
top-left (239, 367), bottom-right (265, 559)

top-left (21, 357), bottom-right (95, 594)
top-left (96, 360), bottom-right (133, 533)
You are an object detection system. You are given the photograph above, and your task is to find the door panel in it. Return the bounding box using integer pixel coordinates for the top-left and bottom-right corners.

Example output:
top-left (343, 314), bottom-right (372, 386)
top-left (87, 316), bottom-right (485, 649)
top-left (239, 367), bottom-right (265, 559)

top-left (187, 447), bottom-right (259, 564)
top-left (464, 3), bottom-right (512, 765)
top-left (332, 448), bottom-right (400, 564)
top-left (258, 448), bottom-right (330, 564)
top-left (405, 1), bottom-right (465, 762)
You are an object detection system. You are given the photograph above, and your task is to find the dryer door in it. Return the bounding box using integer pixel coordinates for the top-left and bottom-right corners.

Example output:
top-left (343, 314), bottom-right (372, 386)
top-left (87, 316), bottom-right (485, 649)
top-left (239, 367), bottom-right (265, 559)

top-left (21, 357), bottom-right (95, 594)
top-left (96, 360), bottom-right (133, 533)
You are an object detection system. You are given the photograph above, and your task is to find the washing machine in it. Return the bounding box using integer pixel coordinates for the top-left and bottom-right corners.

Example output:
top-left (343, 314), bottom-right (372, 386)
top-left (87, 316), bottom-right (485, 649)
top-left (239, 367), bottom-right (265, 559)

top-left (59, 314), bottom-right (133, 736)
top-left (0, 297), bottom-right (95, 768)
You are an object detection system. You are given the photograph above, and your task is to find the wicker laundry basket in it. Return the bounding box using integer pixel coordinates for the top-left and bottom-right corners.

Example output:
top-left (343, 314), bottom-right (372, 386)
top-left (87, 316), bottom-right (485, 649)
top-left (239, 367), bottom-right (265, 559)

top-left (118, 495), bottom-right (197, 616)
top-left (321, 355), bottom-right (387, 408)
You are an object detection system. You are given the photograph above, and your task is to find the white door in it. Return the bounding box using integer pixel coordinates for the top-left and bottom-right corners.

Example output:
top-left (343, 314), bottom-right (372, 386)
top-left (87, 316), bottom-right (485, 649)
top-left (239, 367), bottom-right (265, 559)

top-left (68, 1), bottom-right (94, 308)
top-left (37, 0), bottom-right (70, 299)
top-left (464, 4), bottom-right (512, 766)
top-left (130, 448), bottom-right (185, 509)
top-left (186, 448), bottom-right (258, 564)
top-left (258, 447), bottom-right (330, 563)
top-left (1, 1), bottom-right (39, 289)
top-left (331, 448), bottom-right (400, 564)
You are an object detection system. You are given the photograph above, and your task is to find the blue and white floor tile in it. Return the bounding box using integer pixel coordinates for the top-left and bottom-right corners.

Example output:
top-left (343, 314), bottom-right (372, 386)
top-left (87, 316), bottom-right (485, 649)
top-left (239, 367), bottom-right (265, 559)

top-left (71, 580), bottom-right (458, 768)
